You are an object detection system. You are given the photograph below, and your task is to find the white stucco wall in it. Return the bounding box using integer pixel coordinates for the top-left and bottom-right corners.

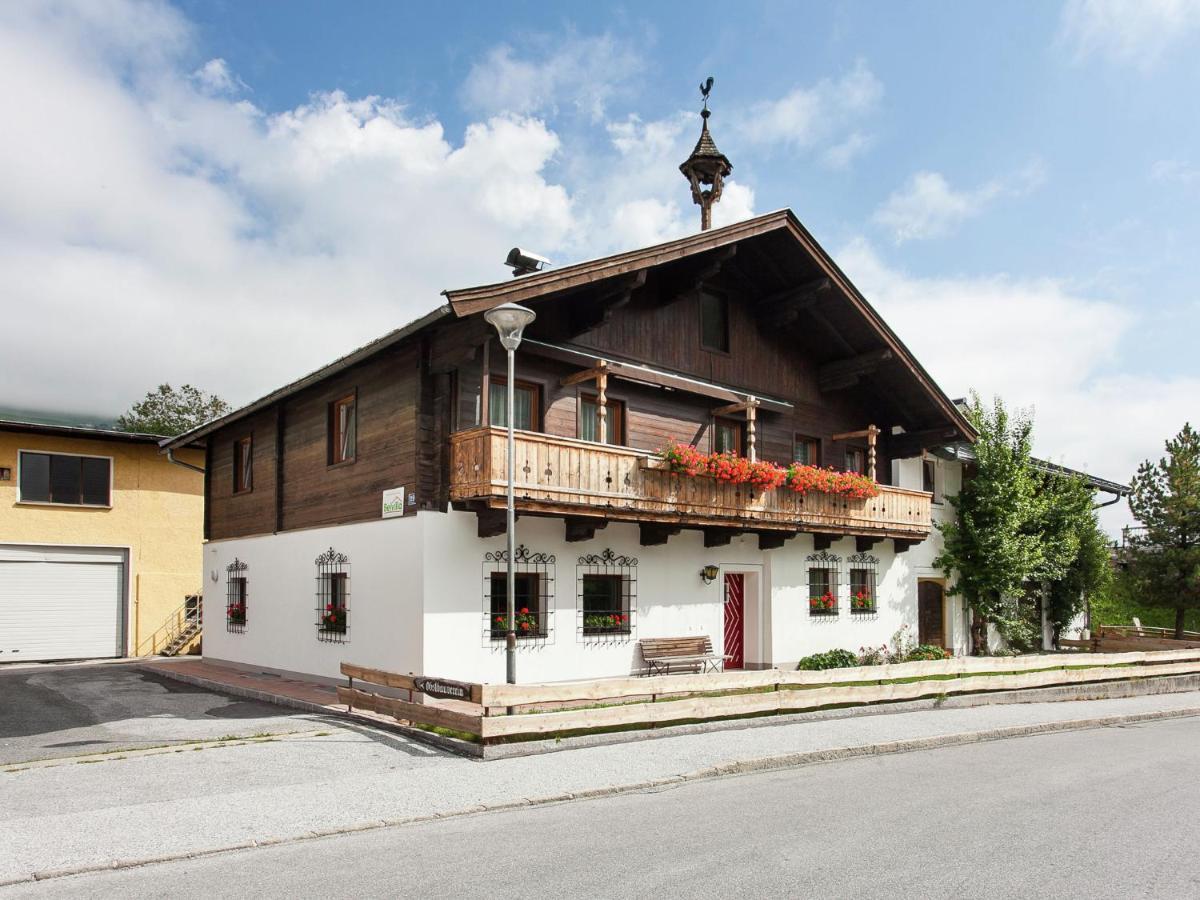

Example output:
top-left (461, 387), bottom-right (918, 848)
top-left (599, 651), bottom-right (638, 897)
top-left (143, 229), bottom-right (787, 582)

top-left (201, 456), bottom-right (966, 684)
top-left (200, 517), bottom-right (424, 682)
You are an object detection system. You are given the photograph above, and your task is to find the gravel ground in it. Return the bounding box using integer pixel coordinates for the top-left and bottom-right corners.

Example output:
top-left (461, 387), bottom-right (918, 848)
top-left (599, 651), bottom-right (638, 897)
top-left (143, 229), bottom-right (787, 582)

top-left (3, 689), bottom-right (1200, 884)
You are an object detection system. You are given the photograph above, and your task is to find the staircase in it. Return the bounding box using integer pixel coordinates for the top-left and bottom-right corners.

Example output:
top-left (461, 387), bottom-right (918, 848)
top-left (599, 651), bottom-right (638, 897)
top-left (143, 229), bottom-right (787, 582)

top-left (138, 595), bottom-right (203, 657)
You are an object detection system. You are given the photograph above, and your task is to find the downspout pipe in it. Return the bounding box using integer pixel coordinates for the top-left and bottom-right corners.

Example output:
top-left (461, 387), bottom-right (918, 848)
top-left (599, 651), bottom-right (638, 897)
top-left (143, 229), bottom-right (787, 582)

top-left (166, 447), bottom-right (205, 474)
top-left (1092, 489), bottom-right (1124, 511)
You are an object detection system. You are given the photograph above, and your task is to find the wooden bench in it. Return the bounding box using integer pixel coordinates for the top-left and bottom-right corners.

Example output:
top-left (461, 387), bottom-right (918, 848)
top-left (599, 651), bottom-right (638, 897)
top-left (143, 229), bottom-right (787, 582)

top-left (639, 636), bottom-right (729, 676)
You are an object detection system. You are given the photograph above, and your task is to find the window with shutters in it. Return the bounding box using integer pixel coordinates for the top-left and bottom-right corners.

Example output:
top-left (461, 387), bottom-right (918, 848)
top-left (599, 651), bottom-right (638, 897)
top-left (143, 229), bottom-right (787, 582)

top-left (17, 450), bottom-right (111, 507)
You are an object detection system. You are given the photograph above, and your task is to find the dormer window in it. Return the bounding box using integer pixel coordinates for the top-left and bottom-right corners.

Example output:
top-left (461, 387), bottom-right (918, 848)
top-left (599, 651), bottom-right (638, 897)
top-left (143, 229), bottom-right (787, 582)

top-left (699, 291), bottom-right (729, 353)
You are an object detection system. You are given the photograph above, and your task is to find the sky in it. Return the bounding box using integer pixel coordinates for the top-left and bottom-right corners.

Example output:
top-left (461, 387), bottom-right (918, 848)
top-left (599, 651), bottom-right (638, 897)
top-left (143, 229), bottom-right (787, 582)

top-left (2, 0), bottom-right (1198, 533)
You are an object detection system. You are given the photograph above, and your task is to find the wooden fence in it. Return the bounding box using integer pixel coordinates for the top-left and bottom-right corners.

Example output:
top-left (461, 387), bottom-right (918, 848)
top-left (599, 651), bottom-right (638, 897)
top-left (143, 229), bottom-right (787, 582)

top-left (1060, 625), bottom-right (1200, 653)
top-left (339, 649), bottom-right (1200, 745)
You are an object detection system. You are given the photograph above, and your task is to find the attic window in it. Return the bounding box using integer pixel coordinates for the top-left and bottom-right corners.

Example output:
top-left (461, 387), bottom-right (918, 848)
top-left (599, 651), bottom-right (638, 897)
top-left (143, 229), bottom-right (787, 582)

top-left (700, 292), bottom-right (729, 353)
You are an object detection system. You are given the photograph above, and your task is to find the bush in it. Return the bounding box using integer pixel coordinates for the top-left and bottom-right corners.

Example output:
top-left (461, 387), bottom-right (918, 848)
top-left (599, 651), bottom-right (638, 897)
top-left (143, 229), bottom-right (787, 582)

top-left (797, 649), bottom-right (859, 671)
top-left (905, 644), bottom-right (951, 661)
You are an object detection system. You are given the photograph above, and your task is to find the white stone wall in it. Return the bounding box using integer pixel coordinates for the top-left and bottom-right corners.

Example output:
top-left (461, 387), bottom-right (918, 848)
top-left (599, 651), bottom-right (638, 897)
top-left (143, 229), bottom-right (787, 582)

top-left (201, 456), bottom-right (966, 683)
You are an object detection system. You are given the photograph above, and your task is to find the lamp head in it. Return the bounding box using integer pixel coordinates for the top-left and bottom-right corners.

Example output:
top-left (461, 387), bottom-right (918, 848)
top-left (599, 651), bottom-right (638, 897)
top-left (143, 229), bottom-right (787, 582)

top-left (484, 302), bottom-right (537, 351)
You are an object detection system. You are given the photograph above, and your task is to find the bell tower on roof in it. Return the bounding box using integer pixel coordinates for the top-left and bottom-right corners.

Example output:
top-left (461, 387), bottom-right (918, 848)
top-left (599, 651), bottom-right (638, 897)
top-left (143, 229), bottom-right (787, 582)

top-left (679, 76), bottom-right (733, 232)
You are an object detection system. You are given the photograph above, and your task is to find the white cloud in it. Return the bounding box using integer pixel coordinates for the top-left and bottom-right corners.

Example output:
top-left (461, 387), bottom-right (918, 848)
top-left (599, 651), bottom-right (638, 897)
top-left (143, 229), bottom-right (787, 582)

top-left (460, 34), bottom-right (645, 123)
top-left (1059, 0), bottom-right (1200, 67)
top-left (1151, 158), bottom-right (1200, 185)
top-left (0, 2), bottom-right (578, 414)
top-left (192, 58), bottom-right (244, 95)
top-left (872, 162), bottom-right (1046, 243)
top-left (0, 3), bottom-right (758, 417)
top-left (837, 238), bottom-right (1198, 531)
top-left (738, 60), bottom-right (882, 167)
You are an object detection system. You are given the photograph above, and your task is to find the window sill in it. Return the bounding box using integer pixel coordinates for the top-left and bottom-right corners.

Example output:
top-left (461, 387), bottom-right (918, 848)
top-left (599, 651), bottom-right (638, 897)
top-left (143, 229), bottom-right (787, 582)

top-left (327, 458), bottom-right (357, 470)
top-left (15, 500), bottom-right (112, 510)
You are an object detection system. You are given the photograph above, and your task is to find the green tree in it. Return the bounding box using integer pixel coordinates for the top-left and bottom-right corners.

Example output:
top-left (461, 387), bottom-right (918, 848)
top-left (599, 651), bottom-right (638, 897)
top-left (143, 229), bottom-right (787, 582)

top-left (115, 384), bottom-right (230, 437)
top-left (934, 395), bottom-right (1045, 654)
top-left (1044, 507), bottom-right (1113, 647)
top-left (1123, 424), bottom-right (1200, 638)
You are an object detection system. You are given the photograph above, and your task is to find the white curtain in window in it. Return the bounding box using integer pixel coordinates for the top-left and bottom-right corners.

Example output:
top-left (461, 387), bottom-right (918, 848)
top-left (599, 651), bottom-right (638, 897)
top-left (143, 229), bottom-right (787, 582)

top-left (340, 402), bottom-right (356, 460)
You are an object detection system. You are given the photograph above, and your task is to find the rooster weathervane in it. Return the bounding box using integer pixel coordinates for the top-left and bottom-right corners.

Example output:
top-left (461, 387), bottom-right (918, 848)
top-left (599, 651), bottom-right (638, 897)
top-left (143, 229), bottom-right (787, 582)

top-left (699, 76), bottom-right (714, 111)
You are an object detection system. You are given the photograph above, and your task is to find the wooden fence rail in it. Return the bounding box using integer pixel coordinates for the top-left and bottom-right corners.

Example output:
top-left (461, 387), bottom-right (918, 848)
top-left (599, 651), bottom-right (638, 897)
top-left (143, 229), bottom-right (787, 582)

top-left (340, 650), bottom-right (1200, 745)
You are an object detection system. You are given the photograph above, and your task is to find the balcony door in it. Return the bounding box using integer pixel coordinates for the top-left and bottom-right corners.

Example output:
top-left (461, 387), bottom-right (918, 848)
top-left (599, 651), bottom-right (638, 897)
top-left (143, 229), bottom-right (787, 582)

top-left (489, 377), bottom-right (539, 431)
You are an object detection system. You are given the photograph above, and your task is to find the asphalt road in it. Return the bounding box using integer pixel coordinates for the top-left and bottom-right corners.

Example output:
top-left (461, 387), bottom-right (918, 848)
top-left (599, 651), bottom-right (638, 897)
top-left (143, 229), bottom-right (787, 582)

top-left (0, 662), bottom-right (324, 764)
top-left (10, 714), bottom-right (1200, 899)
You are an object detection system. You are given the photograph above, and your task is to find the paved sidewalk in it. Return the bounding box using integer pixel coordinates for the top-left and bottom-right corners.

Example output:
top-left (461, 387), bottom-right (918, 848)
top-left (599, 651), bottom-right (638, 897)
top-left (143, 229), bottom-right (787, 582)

top-left (3, 688), bottom-right (1200, 886)
top-left (139, 658), bottom-right (342, 712)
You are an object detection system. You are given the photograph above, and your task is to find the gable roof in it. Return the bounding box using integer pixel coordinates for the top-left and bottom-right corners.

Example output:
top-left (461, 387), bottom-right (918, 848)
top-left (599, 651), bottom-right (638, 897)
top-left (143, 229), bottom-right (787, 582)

top-left (1, 418), bottom-right (172, 445)
top-left (445, 209), bottom-right (976, 442)
top-left (165, 208), bottom-right (976, 450)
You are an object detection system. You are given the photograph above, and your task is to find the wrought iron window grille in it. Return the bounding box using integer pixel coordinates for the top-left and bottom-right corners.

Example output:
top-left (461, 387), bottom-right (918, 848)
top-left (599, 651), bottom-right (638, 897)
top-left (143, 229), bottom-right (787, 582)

top-left (848, 551), bottom-right (879, 615)
top-left (806, 549), bottom-right (842, 617)
top-left (226, 558), bottom-right (247, 634)
top-left (576, 548), bottom-right (638, 643)
top-left (482, 544), bottom-right (555, 648)
top-left (315, 547), bottom-right (350, 643)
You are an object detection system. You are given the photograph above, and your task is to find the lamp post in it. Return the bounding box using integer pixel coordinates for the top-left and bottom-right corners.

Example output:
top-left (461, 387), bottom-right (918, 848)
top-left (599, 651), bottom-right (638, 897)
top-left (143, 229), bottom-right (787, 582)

top-left (483, 302), bottom-right (537, 684)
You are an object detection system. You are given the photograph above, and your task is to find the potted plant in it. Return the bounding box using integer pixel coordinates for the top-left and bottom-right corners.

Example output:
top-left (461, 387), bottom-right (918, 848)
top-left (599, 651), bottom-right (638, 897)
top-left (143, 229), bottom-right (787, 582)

top-left (809, 591), bottom-right (837, 614)
top-left (226, 601), bottom-right (246, 626)
top-left (584, 612), bottom-right (629, 633)
top-left (492, 607), bottom-right (540, 638)
top-left (321, 602), bottom-right (347, 634)
top-left (851, 589), bottom-right (874, 613)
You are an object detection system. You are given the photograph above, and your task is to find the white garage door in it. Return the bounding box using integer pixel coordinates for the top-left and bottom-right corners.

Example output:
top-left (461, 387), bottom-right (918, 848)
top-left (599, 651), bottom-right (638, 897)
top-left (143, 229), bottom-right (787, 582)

top-left (0, 545), bottom-right (125, 663)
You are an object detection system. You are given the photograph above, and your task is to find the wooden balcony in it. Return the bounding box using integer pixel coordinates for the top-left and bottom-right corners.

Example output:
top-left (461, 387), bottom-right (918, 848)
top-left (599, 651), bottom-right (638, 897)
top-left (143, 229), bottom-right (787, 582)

top-left (449, 427), bottom-right (933, 546)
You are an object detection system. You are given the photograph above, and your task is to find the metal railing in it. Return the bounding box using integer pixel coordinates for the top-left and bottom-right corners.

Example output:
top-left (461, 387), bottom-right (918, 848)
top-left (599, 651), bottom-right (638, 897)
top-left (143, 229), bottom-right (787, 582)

top-left (137, 594), bottom-right (203, 657)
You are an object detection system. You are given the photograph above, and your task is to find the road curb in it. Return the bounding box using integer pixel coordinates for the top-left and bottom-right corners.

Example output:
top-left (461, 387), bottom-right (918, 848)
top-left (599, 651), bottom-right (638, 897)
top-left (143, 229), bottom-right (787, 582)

top-left (4, 703), bottom-right (1199, 888)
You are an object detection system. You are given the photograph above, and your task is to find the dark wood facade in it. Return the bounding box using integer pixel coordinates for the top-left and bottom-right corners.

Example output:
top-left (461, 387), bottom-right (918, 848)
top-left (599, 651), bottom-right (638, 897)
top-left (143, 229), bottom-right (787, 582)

top-left (193, 211), bottom-right (971, 543)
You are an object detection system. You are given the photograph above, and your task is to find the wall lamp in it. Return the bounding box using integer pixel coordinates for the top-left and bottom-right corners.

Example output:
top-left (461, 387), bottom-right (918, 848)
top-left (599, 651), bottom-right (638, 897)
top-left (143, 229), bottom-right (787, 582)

top-left (700, 564), bottom-right (720, 585)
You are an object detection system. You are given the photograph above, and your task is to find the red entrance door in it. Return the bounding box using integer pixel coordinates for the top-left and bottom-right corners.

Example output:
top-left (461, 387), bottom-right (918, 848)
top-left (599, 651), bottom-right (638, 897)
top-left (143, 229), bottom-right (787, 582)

top-left (723, 573), bottom-right (744, 670)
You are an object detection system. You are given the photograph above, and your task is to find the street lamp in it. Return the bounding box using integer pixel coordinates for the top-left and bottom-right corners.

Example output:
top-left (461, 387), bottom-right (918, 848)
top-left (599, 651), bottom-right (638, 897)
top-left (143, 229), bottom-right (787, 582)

top-left (483, 302), bottom-right (537, 684)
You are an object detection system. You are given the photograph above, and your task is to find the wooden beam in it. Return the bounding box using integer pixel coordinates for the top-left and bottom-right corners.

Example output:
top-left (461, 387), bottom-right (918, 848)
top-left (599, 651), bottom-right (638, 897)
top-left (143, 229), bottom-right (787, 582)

top-left (888, 427), bottom-right (961, 459)
top-left (563, 271), bottom-right (647, 340)
top-left (565, 517), bottom-right (607, 543)
top-left (758, 532), bottom-right (794, 551)
top-left (479, 338), bottom-right (491, 427)
top-left (711, 396), bottom-right (760, 417)
top-left (813, 533), bottom-right (837, 552)
top-left (893, 538), bottom-right (919, 554)
top-left (665, 246), bottom-right (737, 303)
top-left (640, 523), bottom-right (681, 546)
top-left (819, 349), bottom-right (894, 392)
top-left (756, 278), bottom-right (832, 328)
top-left (856, 536), bottom-right (882, 553)
top-left (475, 507), bottom-right (508, 538)
top-left (560, 359), bottom-right (609, 387)
top-left (703, 527), bottom-right (741, 548)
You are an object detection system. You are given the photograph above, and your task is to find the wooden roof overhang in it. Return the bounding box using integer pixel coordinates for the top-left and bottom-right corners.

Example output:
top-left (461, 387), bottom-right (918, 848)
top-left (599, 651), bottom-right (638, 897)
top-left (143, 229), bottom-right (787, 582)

top-left (442, 209), bottom-right (976, 445)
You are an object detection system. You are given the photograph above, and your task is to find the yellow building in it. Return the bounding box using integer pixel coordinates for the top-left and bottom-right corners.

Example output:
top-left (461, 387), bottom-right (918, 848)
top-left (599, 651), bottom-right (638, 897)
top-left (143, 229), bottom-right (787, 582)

top-left (0, 419), bottom-right (204, 662)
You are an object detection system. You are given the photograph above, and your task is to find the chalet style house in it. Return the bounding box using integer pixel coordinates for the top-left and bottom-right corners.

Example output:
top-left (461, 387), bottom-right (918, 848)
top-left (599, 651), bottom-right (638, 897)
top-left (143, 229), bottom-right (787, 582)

top-left (164, 100), bottom-right (1114, 685)
top-left (163, 203), bottom-right (997, 684)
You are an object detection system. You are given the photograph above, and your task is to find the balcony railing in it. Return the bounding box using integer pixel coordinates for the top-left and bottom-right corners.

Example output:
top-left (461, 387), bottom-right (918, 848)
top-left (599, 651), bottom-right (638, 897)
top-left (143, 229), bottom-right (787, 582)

top-left (449, 427), bottom-right (932, 540)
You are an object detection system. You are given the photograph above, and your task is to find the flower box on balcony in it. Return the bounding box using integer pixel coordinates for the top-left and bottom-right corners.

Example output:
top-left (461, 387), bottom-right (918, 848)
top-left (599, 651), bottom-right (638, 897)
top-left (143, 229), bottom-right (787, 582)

top-left (809, 593), bottom-right (838, 616)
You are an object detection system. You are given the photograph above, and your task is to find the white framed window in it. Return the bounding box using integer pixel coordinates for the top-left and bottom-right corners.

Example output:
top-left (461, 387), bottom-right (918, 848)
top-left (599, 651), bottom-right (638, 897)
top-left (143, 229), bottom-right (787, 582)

top-left (17, 449), bottom-right (112, 507)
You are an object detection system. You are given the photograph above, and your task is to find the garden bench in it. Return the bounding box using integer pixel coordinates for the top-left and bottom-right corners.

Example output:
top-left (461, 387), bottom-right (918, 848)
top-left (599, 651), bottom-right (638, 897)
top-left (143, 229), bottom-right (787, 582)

top-left (639, 636), bottom-right (729, 676)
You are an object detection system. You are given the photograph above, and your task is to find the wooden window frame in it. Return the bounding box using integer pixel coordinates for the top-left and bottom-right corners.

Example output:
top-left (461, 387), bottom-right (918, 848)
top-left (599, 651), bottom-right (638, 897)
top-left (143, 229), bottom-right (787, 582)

top-left (793, 433), bottom-right (821, 467)
top-left (845, 445), bottom-right (867, 475)
top-left (328, 392), bottom-right (357, 467)
top-left (713, 416), bottom-right (744, 456)
top-left (489, 375), bottom-right (542, 432)
top-left (15, 449), bottom-right (113, 508)
top-left (233, 435), bottom-right (253, 494)
top-left (578, 392), bottom-right (626, 445)
top-left (699, 290), bottom-right (731, 355)
top-left (923, 458), bottom-right (940, 502)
